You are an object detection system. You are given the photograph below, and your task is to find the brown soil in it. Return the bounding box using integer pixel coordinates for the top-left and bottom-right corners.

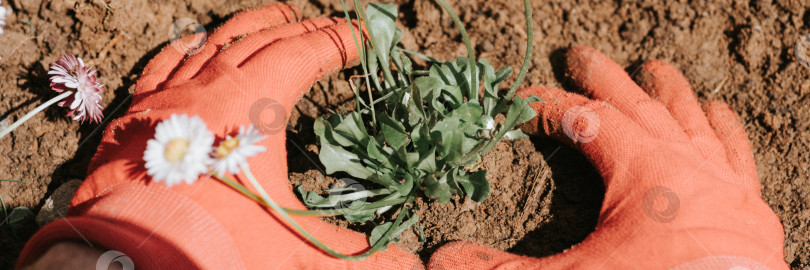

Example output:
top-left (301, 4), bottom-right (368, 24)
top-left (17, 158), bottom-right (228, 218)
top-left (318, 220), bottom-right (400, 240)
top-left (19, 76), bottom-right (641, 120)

top-left (0, 0), bottom-right (807, 268)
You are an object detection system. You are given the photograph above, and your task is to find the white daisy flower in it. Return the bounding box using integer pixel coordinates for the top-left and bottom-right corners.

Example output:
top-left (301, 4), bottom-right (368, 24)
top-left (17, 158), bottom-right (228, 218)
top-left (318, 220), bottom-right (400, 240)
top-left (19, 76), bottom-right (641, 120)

top-left (212, 124), bottom-right (266, 176)
top-left (144, 114), bottom-right (215, 186)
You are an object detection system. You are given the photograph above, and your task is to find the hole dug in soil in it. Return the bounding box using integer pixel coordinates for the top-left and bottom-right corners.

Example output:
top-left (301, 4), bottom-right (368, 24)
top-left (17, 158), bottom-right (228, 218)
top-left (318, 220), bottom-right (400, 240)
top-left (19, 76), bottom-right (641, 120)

top-left (286, 72), bottom-right (605, 261)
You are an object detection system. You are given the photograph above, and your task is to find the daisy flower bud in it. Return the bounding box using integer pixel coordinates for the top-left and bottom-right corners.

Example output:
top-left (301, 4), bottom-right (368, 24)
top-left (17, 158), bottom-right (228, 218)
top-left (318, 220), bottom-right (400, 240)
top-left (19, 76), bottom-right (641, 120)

top-left (48, 54), bottom-right (106, 123)
top-left (144, 114), bottom-right (215, 186)
top-left (212, 124), bottom-right (267, 176)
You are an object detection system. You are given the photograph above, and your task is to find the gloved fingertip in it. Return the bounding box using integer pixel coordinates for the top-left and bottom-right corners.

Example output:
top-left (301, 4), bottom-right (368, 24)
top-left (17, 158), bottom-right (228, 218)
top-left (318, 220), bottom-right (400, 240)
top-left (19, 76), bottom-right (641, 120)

top-left (564, 45), bottom-right (612, 80)
top-left (634, 59), bottom-right (691, 97)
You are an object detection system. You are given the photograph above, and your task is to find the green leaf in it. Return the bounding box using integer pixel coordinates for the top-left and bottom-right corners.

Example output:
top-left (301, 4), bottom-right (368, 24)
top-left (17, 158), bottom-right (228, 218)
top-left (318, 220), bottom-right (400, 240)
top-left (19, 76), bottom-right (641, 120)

top-left (424, 175), bottom-right (452, 203)
top-left (344, 201), bottom-right (376, 223)
top-left (396, 173), bottom-right (414, 196)
top-left (367, 3), bottom-right (398, 65)
top-left (413, 76), bottom-right (443, 99)
top-left (369, 222), bottom-right (396, 252)
top-left (456, 170), bottom-right (490, 202)
top-left (429, 59), bottom-right (471, 107)
top-left (366, 139), bottom-right (391, 166)
top-left (318, 138), bottom-right (374, 179)
top-left (444, 170), bottom-right (462, 194)
top-left (334, 112), bottom-right (369, 145)
top-left (411, 125), bottom-right (431, 154)
top-left (503, 95), bottom-right (537, 129)
top-left (378, 114), bottom-right (408, 149)
top-left (316, 115), bottom-right (354, 147)
top-left (430, 116), bottom-right (465, 163)
top-left (525, 94), bottom-right (546, 104)
top-left (504, 129), bottom-right (530, 140)
top-left (449, 102), bottom-right (483, 123)
top-left (416, 147), bottom-right (437, 172)
top-left (416, 225), bottom-right (426, 242)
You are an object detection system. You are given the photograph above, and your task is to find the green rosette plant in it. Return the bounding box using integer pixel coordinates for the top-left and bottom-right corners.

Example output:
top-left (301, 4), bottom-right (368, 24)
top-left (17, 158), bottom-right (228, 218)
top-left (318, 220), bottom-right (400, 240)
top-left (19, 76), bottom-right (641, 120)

top-left (297, 0), bottom-right (543, 254)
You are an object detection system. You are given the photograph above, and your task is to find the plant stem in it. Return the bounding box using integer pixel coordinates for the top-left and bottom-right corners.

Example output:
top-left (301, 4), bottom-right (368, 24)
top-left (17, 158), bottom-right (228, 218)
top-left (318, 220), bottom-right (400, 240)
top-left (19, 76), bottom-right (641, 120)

top-left (354, 0), bottom-right (396, 87)
top-left (340, 0), bottom-right (379, 128)
top-left (0, 91), bottom-right (73, 139)
top-left (434, 0), bottom-right (477, 101)
top-left (399, 48), bottom-right (442, 63)
top-left (214, 172), bottom-right (406, 216)
top-left (505, 0), bottom-right (534, 101)
top-left (240, 164), bottom-right (392, 260)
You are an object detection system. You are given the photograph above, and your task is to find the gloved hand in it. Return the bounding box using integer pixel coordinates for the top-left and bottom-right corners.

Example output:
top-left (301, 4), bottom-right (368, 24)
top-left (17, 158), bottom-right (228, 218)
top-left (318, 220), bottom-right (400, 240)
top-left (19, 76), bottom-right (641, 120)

top-left (18, 3), bottom-right (422, 269)
top-left (428, 46), bottom-right (788, 269)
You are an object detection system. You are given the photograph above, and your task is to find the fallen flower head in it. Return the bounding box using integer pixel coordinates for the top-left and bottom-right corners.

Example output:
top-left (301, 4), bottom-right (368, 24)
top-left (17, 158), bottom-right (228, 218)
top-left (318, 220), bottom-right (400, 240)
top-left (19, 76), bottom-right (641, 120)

top-left (48, 54), bottom-right (106, 123)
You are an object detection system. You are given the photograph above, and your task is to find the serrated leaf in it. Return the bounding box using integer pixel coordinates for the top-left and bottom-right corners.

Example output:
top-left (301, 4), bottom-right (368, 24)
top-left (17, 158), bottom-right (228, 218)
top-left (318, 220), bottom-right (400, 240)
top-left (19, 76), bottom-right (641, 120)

top-left (456, 170), bottom-right (490, 202)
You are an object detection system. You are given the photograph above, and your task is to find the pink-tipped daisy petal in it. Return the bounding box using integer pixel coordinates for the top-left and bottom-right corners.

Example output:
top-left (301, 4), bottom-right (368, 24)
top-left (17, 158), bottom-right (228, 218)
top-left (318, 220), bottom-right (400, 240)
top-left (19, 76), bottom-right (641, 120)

top-left (48, 54), bottom-right (106, 123)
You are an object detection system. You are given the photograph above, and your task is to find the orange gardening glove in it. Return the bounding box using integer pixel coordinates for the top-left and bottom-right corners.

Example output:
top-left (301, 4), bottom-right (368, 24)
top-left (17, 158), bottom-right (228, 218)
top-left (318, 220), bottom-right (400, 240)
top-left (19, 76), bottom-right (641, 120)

top-left (17, 3), bottom-right (422, 269)
top-left (427, 46), bottom-right (788, 269)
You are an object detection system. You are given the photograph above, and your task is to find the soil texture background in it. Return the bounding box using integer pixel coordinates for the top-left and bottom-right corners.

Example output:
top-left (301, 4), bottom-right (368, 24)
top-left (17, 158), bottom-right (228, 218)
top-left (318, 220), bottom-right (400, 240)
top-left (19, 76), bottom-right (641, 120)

top-left (0, 0), bottom-right (807, 268)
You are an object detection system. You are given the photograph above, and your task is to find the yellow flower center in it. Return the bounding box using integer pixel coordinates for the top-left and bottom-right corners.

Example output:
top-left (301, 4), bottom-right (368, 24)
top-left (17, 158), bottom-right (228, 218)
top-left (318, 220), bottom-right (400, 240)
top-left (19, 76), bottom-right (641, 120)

top-left (216, 137), bottom-right (240, 158)
top-left (164, 138), bottom-right (190, 162)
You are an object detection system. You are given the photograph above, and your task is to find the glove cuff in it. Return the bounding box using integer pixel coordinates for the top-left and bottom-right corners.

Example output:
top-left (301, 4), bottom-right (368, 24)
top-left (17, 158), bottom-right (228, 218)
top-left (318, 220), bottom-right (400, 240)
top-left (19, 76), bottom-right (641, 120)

top-left (17, 182), bottom-right (245, 269)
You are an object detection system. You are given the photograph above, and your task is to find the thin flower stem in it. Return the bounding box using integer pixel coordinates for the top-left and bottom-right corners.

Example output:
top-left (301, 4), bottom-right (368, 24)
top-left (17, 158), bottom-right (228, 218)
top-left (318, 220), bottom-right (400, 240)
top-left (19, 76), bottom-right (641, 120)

top-left (353, 0), bottom-right (396, 87)
top-left (340, 0), bottom-right (375, 128)
top-left (398, 48), bottom-right (442, 63)
top-left (212, 173), bottom-right (407, 217)
top-left (240, 164), bottom-right (395, 260)
top-left (434, 0), bottom-right (477, 100)
top-left (505, 0), bottom-right (534, 101)
top-left (0, 91), bottom-right (73, 139)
